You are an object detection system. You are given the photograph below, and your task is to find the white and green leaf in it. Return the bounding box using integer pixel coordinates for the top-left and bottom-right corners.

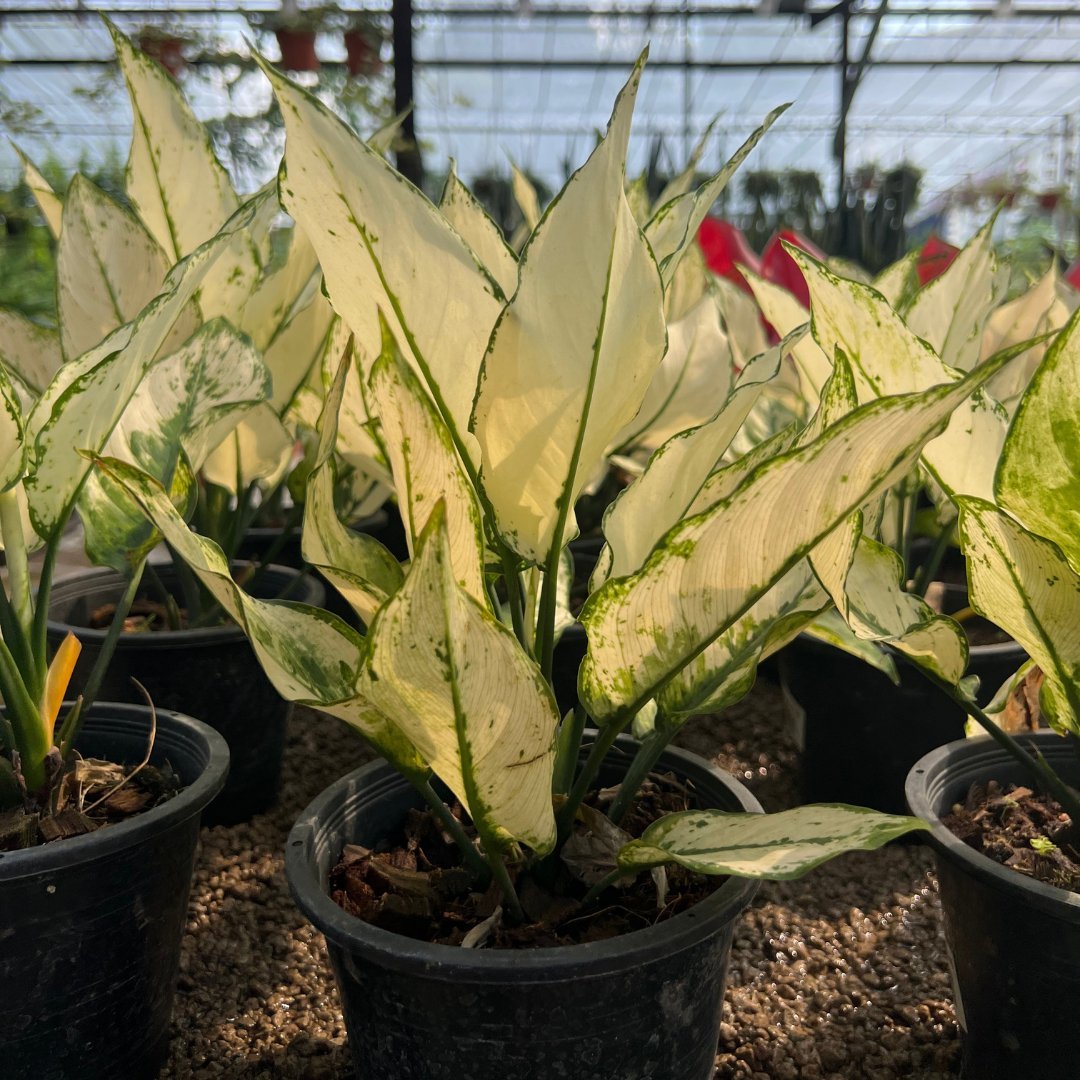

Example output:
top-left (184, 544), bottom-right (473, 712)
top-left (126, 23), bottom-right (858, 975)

top-left (616, 805), bottom-right (928, 879)
top-left (0, 308), bottom-right (62, 398)
top-left (440, 162), bottom-right (519, 298)
top-left (471, 54), bottom-right (667, 565)
top-left (15, 146), bottom-right (63, 239)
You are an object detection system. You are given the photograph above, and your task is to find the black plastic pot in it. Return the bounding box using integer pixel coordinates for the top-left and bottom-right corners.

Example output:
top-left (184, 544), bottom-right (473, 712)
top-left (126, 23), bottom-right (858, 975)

top-left (0, 703), bottom-right (228, 1079)
top-left (779, 584), bottom-right (1026, 814)
top-left (47, 563), bottom-right (322, 825)
top-left (906, 732), bottom-right (1080, 1079)
top-left (286, 737), bottom-right (762, 1080)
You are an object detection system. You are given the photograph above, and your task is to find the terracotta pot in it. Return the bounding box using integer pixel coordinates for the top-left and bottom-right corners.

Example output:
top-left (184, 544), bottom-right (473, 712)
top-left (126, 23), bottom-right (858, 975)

top-left (138, 33), bottom-right (186, 78)
top-left (344, 29), bottom-right (383, 77)
top-left (276, 28), bottom-right (320, 71)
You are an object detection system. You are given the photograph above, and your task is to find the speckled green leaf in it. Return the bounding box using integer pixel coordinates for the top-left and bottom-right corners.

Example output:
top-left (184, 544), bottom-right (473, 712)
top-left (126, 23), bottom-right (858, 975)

top-left (0, 309), bottom-right (62, 398)
top-left (996, 305), bottom-right (1080, 574)
top-left (0, 364), bottom-right (28, 492)
top-left (579, 353), bottom-right (1019, 722)
top-left (617, 805), bottom-right (928, 878)
top-left (361, 503), bottom-right (559, 855)
top-left (957, 496), bottom-right (1080, 736)
top-left (57, 174), bottom-right (169, 360)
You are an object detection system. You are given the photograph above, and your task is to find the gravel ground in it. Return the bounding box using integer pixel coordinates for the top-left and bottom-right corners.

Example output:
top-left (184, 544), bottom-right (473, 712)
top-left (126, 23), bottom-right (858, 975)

top-left (160, 681), bottom-right (961, 1080)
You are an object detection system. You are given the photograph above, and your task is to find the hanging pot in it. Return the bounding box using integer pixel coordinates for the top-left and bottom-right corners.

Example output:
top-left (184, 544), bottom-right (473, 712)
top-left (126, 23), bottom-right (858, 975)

top-left (906, 731), bottom-right (1080, 1079)
top-left (0, 703), bottom-right (228, 1079)
top-left (286, 736), bottom-right (761, 1080)
top-left (275, 28), bottom-right (320, 71)
top-left (47, 562), bottom-right (322, 824)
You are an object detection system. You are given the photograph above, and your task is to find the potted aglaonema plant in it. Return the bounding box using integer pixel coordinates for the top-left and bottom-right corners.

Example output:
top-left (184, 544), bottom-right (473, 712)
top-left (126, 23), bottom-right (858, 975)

top-left (0, 221), bottom-right (244, 1079)
top-left (100, 52), bottom-right (1026, 1079)
top-left (906, 304), bottom-right (1080, 1080)
top-left (747, 226), bottom-right (1061, 811)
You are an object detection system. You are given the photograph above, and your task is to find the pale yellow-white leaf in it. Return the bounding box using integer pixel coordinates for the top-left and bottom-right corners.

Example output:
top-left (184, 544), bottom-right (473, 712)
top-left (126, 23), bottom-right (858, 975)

top-left (367, 107), bottom-right (411, 158)
top-left (200, 402), bottom-right (294, 493)
top-left (0, 364), bottom-right (27, 492)
top-left (440, 163), bottom-right (519, 298)
top-left (872, 249), bottom-right (919, 308)
top-left (511, 162), bottom-right (542, 231)
top-left (802, 610), bottom-right (899, 684)
top-left (712, 274), bottom-right (770, 370)
top-left (472, 55), bottom-right (666, 564)
top-left (957, 496), bottom-right (1080, 735)
top-left (15, 146), bottom-right (63, 239)
top-left (0, 309), bottom-right (62, 396)
top-left (361, 503), bottom-right (559, 855)
top-left (617, 805), bottom-right (927, 879)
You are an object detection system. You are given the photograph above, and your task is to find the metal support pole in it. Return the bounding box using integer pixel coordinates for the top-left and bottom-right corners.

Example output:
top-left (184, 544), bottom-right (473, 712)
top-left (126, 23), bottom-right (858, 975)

top-left (392, 0), bottom-right (424, 187)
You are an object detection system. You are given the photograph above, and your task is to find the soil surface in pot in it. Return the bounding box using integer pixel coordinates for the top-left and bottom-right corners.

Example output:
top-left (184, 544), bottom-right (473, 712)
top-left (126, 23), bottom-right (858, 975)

top-left (942, 779), bottom-right (1080, 892)
top-left (326, 773), bottom-right (721, 947)
top-left (0, 757), bottom-right (181, 851)
top-left (159, 682), bottom-right (964, 1079)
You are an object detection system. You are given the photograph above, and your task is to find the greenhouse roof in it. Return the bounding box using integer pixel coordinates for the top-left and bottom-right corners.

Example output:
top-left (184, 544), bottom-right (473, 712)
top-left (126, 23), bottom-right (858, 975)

top-left (2, 1), bottom-right (1078, 222)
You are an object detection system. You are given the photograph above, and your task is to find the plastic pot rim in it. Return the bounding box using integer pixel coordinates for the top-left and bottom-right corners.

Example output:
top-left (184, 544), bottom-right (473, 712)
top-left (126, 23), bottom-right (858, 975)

top-left (286, 739), bottom-right (763, 980)
top-left (0, 701), bottom-right (229, 881)
top-left (905, 731), bottom-right (1080, 917)
top-left (47, 562), bottom-right (322, 649)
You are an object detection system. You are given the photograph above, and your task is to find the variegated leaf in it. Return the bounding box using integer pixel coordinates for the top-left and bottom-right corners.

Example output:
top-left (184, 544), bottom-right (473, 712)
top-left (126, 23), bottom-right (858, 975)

top-left (109, 19), bottom-right (238, 263)
top-left (802, 610), bottom-right (899, 684)
top-left (613, 288), bottom-right (734, 453)
top-left (93, 454), bottom-right (427, 773)
top-left (57, 174), bottom-right (170, 360)
top-left (981, 266), bottom-right (1070, 414)
top-left (0, 308), bottom-right (62, 396)
top-left (25, 206), bottom-right (255, 541)
top-left (80, 318), bottom-right (270, 569)
top-left (645, 104), bottom-right (789, 288)
top-left (713, 274), bottom-right (769, 370)
top-left (15, 146), bottom-right (63, 239)
top-left (0, 364), bottom-right (27, 492)
top-left (602, 332), bottom-right (790, 582)
top-left (302, 349), bottom-right (403, 625)
top-left (652, 113), bottom-right (720, 209)
top-left (440, 162), bottom-right (519, 298)
top-left (996, 305), bottom-right (1080, 574)
top-left (745, 269), bottom-right (830, 407)
top-left (871, 250), bottom-right (919, 308)
top-left (957, 496), bottom-right (1080, 735)
top-left (579, 353), bottom-right (1020, 722)
top-left (367, 108), bottom-right (411, 158)
top-left (200, 403), bottom-right (294, 493)
top-left (789, 248), bottom-right (1008, 508)
top-left (369, 318), bottom-right (487, 605)
top-left (361, 503), bottom-right (559, 855)
top-left (616, 805), bottom-right (928, 879)
top-left (901, 213), bottom-right (1008, 372)
top-left (267, 61), bottom-right (504, 459)
top-left (472, 55), bottom-right (666, 565)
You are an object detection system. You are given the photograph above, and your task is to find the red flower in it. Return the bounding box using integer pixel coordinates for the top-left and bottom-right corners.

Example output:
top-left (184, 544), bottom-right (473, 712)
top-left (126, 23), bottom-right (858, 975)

top-left (761, 230), bottom-right (827, 309)
top-left (916, 235), bottom-right (959, 287)
top-left (1065, 259), bottom-right (1080, 292)
top-left (697, 218), bottom-right (760, 294)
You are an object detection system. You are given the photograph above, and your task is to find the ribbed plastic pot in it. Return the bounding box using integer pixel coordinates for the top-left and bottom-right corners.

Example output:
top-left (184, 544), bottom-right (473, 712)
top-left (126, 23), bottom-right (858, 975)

top-left (47, 563), bottom-right (321, 824)
top-left (905, 732), bottom-right (1080, 1079)
top-left (286, 738), bottom-right (762, 1080)
top-left (780, 584), bottom-right (1026, 814)
top-left (0, 703), bottom-right (229, 1080)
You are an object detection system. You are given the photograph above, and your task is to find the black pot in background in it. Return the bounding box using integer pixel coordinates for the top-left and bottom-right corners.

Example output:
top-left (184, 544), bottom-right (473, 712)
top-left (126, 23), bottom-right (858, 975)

top-left (47, 563), bottom-right (322, 825)
top-left (906, 732), bottom-right (1080, 1079)
top-left (286, 737), bottom-right (761, 1080)
top-left (0, 703), bottom-right (228, 1079)
top-left (550, 536), bottom-right (606, 715)
top-left (780, 583), bottom-right (1026, 815)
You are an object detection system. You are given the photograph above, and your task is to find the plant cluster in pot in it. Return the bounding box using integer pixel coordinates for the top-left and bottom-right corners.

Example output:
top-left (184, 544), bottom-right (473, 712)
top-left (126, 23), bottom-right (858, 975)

top-left (904, 303), bottom-right (1080, 1080)
top-left (0, 182), bottom-right (257, 1077)
top-left (100, 48), bottom-right (1037, 1079)
top-left (17, 23), bottom-right (401, 818)
top-left (742, 215), bottom-right (1072, 811)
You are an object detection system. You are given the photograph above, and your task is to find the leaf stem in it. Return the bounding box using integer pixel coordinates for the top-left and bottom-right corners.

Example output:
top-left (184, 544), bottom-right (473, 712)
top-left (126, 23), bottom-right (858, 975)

top-left (79, 559), bottom-right (148, 712)
top-left (555, 720), bottom-right (624, 843)
top-left (607, 730), bottom-right (668, 826)
top-left (486, 846), bottom-right (525, 922)
top-left (552, 703), bottom-right (587, 796)
top-left (499, 545), bottom-right (527, 645)
top-left (412, 776), bottom-right (491, 881)
top-left (912, 522), bottom-right (954, 598)
top-left (581, 866), bottom-right (628, 907)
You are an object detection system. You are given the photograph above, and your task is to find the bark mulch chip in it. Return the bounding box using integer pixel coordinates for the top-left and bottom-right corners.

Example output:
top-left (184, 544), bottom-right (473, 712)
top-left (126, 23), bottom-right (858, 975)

top-left (161, 681), bottom-right (963, 1079)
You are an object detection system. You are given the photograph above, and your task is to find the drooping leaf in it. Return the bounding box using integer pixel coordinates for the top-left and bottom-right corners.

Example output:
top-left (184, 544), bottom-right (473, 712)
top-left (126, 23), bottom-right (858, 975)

top-left (360, 503), bottom-right (559, 855)
top-left (616, 805), bottom-right (928, 879)
top-left (56, 174), bottom-right (169, 360)
top-left (957, 496), bottom-right (1080, 736)
top-left (471, 54), bottom-right (666, 565)
top-left (368, 317), bottom-right (488, 605)
top-left (266, 59), bottom-right (505, 458)
top-left (440, 162), bottom-right (519, 297)
top-left (996, 305), bottom-right (1080, 574)
top-left (802, 609), bottom-right (900, 684)
top-left (579, 352), bottom-right (1021, 722)
top-left (302, 347), bottom-right (404, 625)
top-left (645, 103), bottom-right (789, 288)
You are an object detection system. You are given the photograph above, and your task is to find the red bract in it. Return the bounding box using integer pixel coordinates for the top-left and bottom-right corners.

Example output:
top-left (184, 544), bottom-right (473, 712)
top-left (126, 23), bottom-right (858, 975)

top-left (917, 235), bottom-right (959, 287)
top-left (697, 218), bottom-right (760, 294)
top-left (1064, 259), bottom-right (1080, 292)
top-left (761, 230), bottom-right (827, 309)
